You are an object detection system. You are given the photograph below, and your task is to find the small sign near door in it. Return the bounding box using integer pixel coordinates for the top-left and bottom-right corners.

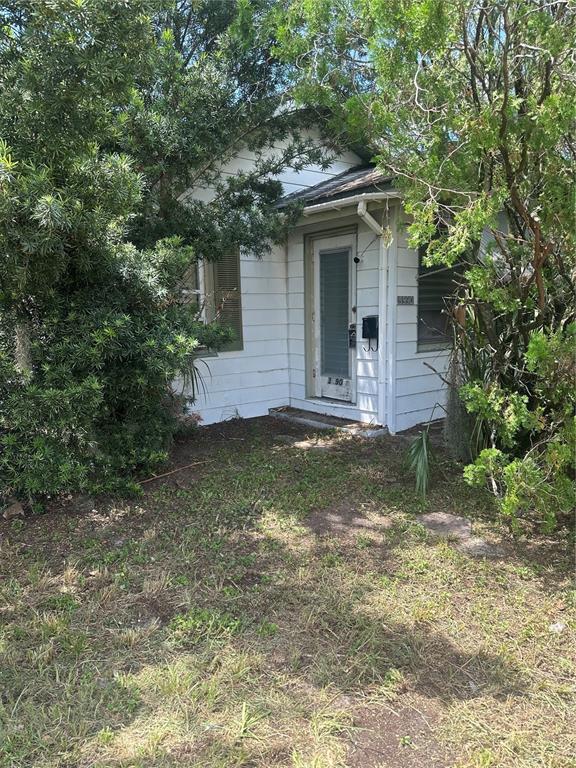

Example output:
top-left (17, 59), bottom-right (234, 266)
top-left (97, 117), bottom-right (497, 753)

top-left (322, 376), bottom-right (352, 401)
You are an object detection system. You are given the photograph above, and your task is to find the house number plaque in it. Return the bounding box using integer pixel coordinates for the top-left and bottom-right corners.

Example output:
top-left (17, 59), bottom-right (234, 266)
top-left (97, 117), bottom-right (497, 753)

top-left (397, 295), bottom-right (415, 305)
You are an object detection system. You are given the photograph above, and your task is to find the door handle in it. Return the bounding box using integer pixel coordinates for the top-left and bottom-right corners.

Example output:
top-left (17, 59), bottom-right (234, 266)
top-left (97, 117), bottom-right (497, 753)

top-left (348, 323), bottom-right (357, 348)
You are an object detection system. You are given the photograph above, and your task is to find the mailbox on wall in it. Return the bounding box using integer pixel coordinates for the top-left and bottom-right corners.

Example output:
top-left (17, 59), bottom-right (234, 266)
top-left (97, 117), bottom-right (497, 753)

top-left (362, 315), bottom-right (378, 351)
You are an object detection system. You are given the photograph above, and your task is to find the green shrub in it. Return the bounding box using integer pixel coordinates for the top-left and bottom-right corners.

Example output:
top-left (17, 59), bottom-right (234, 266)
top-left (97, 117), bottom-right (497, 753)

top-left (0, 1), bottom-right (313, 504)
top-left (462, 325), bottom-right (576, 531)
top-left (0, 234), bottom-right (231, 500)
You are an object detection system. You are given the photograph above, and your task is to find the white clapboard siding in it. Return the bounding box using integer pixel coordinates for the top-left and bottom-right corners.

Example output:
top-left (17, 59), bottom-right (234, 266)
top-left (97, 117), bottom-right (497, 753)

top-left (185, 138), bottom-right (363, 425)
top-left (183, 135), bottom-right (453, 431)
top-left (197, 382), bottom-right (289, 410)
top-left (242, 324), bottom-right (287, 342)
top-left (396, 371), bottom-right (444, 397)
top-left (393, 214), bottom-right (451, 431)
top-left (203, 368), bottom-right (289, 394)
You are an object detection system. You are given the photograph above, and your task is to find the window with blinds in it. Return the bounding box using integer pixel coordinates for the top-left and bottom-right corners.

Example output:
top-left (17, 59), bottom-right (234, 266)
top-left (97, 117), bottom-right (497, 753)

top-left (206, 250), bottom-right (243, 352)
top-left (417, 246), bottom-right (459, 351)
top-left (320, 249), bottom-right (350, 377)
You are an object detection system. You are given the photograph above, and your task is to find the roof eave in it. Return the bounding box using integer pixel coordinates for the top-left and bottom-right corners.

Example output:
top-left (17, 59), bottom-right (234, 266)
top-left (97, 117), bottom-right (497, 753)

top-left (301, 190), bottom-right (402, 216)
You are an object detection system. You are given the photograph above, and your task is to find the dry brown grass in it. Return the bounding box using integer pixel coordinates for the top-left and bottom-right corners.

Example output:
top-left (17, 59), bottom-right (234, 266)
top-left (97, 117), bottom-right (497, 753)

top-left (0, 417), bottom-right (574, 767)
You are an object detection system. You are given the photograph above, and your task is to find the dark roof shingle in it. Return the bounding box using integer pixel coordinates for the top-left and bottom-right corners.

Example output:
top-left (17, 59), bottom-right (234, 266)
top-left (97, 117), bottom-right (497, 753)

top-left (277, 164), bottom-right (395, 208)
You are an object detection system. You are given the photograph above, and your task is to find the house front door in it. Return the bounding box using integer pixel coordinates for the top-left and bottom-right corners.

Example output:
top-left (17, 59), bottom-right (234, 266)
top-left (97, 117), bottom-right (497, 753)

top-left (312, 234), bottom-right (356, 402)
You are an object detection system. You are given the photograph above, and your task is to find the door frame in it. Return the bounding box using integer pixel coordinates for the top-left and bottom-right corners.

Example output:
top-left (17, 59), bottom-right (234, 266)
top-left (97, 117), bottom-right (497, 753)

top-left (308, 231), bottom-right (357, 403)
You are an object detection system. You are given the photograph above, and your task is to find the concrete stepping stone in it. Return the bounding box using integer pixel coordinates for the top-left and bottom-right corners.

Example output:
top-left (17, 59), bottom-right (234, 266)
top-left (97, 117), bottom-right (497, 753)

top-left (458, 536), bottom-right (503, 558)
top-left (419, 512), bottom-right (472, 539)
top-left (419, 511), bottom-right (502, 558)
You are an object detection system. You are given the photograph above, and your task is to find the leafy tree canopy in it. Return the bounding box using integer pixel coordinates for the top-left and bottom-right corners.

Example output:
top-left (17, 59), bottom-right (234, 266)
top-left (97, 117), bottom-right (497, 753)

top-left (276, 0), bottom-right (576, 529)
top-left (124, 0), bottom-right (332, 256)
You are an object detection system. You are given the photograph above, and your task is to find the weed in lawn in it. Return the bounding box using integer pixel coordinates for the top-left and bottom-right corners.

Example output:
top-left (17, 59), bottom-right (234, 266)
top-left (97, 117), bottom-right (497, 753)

top-left (355, 533), bottom-right (373, 549)
top-left (371, 667), bottom-right (406, 702)
top-left (40, 593), bottom-right (80, 613)
top-left (320, 551), bottom-right (343, 568)
top-left (97, 726), bottom-right (115, 746)
top-left (233, 701), bottom-right (270, 742)
top-left (399, 734), bottom-right (416, 748)
top-left (168, 607), bottom-right (244, 647)
top-left (257, 620), bottom-right (279, 637)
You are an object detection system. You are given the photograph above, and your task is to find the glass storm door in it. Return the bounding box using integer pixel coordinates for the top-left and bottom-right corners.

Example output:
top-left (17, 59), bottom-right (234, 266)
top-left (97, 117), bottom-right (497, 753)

top-left (313, 235), bottom-right (356, 402)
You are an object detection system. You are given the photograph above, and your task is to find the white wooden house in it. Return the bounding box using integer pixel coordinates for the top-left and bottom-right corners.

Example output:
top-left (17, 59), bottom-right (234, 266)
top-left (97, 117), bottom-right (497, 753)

top-left (183, 138), bottom-right (458, 433)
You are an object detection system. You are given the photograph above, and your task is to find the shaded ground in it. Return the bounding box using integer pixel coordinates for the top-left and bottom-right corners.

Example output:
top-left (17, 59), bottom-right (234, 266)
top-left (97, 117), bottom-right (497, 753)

top-left (0, 416), bottom-right (574, 768)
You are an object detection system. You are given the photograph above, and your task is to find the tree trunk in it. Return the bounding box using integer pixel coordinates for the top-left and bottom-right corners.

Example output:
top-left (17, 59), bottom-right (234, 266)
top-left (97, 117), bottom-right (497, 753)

top-left (15, 321), bottom-right (32, 378)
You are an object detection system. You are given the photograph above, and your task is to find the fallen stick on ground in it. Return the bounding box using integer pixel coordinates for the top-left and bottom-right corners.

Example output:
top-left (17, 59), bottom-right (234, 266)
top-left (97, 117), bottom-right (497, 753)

top-left (140, 460), bottom-right (212, 484)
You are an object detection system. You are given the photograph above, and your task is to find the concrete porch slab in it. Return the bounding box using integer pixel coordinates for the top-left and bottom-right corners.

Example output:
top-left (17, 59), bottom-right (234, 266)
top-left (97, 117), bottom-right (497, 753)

top-left (269, 406), bottom-right (387, 438)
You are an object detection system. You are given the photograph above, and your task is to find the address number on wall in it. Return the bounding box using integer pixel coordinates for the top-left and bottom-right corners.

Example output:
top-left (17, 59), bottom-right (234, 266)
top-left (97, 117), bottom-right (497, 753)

top-left (397, 295), bottom-right (415, 305)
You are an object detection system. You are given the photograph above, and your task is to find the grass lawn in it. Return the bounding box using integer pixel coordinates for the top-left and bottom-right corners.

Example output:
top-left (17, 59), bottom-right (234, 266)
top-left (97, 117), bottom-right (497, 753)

top-left (1, 417), bottom-right (574, 768)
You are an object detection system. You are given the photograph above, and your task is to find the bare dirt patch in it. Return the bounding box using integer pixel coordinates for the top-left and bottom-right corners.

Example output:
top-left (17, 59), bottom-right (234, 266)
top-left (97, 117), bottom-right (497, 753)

top-left (347, 694), bottom-right (454, 768)
top-left (306, 500), bottom-right (393, 540)
top-left (131, 594), bottom-right (176, 626)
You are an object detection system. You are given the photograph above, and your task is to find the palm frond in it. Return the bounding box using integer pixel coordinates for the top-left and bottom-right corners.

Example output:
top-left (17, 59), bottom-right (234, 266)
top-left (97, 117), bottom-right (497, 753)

top-left (407, 429), bottom-right (432, 497)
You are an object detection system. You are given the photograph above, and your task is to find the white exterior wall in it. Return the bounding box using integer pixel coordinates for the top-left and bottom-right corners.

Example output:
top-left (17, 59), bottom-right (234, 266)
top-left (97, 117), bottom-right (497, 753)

top-left (191, 241), bottom-right (290, 424)
top-left (393, 211), bottom-right (450, 432)
top-left (286, 211), bottom-right (381, 424)
top-left (283, 203), bottom-right (450, 432)
top-left (188, 137), bottom-right (362, 425)
top-left (185, 138), bottom-right (449, 431)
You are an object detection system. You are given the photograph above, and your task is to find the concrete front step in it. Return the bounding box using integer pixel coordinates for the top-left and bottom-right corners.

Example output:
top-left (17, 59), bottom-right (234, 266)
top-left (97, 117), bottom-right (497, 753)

top-left (269, 406), bottom-right (387, 438)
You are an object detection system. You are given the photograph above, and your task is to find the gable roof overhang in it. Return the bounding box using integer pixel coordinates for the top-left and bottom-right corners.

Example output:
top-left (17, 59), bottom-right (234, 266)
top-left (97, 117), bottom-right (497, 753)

top-left (276, 164), bottom-right (401, 216)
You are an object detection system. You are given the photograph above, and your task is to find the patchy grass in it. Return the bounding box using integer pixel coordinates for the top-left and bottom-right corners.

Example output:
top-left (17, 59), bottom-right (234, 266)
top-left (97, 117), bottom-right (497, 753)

top-left (0, 417), bottom-right (574, 768)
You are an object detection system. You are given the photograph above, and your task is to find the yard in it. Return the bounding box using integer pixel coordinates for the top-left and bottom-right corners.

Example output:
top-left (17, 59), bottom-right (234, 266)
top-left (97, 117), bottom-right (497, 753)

top-left (1, 417), bottom-right (574, 768)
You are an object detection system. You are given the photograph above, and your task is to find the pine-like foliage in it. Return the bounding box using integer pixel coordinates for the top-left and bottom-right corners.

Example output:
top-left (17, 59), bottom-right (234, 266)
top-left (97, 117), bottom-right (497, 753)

top-left (0, 1), bottom-right (325, 503)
